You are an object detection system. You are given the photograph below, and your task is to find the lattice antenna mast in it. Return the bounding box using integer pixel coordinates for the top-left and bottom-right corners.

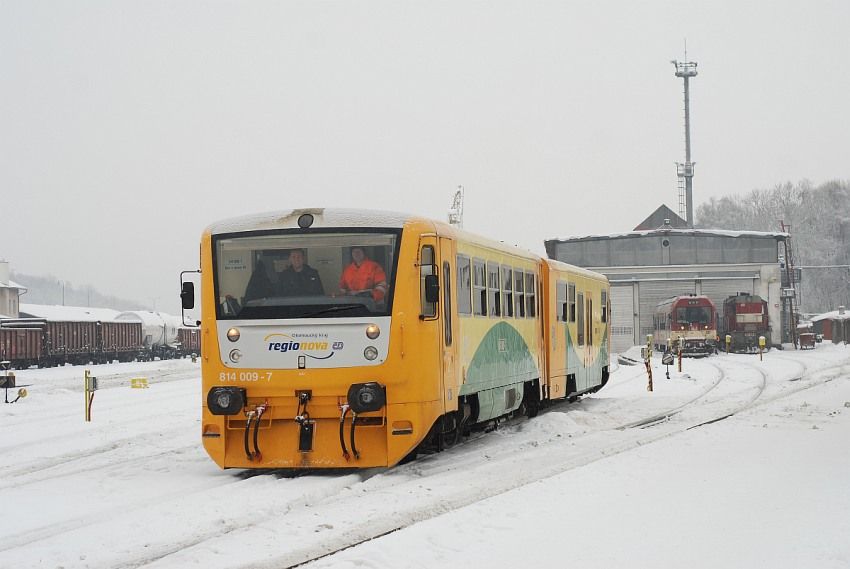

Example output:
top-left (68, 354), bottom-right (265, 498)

top-left (448, 185), bottom-right (464, 229)
top-left (672, 45), bottom-right (698, 228)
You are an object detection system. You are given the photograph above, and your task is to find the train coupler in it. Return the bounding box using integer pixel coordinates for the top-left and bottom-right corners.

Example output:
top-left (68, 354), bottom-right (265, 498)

top-left (294, 391), bottom-right (314, 453)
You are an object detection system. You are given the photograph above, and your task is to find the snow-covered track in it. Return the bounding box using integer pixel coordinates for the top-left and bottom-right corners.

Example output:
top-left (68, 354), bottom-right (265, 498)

top-left (618, 363), bottom-right (727, 429)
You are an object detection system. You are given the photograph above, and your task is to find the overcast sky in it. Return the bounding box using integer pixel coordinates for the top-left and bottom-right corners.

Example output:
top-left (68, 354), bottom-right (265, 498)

top-left (2, 1), bottom-right (848, 314)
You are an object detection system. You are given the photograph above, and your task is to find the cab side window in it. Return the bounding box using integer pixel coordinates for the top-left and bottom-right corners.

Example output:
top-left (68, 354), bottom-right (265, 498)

top-left (420, 245), bottom-right (437, 318)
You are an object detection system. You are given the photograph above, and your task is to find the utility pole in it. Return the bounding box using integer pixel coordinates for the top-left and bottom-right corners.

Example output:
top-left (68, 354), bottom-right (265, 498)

top-left (672, 47), bottom-right (698, 228)
top-left (448, 185), bottom-right (464, 229)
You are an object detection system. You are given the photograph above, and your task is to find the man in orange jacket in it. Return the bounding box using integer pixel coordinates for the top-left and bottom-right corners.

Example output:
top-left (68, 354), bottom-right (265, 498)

top-left (338, 247), bottom-right (388, 302)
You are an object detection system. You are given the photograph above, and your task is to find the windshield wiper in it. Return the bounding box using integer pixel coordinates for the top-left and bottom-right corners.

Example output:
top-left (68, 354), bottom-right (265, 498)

top-left (299, 305), bottom-right (366, 318)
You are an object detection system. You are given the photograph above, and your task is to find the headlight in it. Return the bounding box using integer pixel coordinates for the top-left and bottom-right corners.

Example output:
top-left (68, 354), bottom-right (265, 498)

top-left (365, 324), bottom-right (380, 339)
top-left (363, 346), bottom-right (379, 361)
top-left (207, 386), bottom-right (246, 415)
top-left (229, 349), bottom-right (242, 363)
top-left (227, 327), bottom-right (241, 342)
top-left (347, 382), bottom-right (386, 414)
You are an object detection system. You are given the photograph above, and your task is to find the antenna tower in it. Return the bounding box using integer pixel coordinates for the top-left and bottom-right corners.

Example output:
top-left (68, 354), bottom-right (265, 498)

top-left (672, 45), bottom-right (698, 228)
top-left (448, 185), bottom-right (464, 229)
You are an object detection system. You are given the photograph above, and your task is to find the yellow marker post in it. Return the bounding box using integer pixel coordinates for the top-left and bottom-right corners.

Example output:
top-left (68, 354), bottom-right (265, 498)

top-left (131, 377), bottom-right (149, 389)
top-left (678, 336), bottom-right (684, 372)
top-left (84, 370), bottom-right (98, 422)
top-left (759, 335), bottom-right (766, 361)
top-left (645, 334), bottom-right (654, 392)
top-left (725, 334), bottom-right (732, 354)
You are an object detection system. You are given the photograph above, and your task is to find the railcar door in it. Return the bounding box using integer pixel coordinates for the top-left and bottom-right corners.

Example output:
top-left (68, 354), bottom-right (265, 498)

top-left (418, 237), bottom-right (443, 411)
top-left (576, 291), bottom-right (586, 391)
top-left (438, 237), bottom-right (460, 416)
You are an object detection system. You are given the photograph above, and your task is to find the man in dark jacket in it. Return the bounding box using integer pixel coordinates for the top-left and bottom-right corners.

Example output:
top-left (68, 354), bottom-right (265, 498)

top-left (279, 249), bottom-right (324, 297)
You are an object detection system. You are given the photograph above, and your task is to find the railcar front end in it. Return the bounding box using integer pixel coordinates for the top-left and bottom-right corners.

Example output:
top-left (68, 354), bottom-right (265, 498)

top-left (193, 211), bottom-right (446, 469)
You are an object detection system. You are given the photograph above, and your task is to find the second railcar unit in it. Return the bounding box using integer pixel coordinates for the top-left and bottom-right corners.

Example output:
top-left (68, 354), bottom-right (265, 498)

top-left (183, 208), bottom-right (610, 470)
top-left (718, 293), bottom-right (770, 353)
top-left (653, 295), bottom-right (717, 357)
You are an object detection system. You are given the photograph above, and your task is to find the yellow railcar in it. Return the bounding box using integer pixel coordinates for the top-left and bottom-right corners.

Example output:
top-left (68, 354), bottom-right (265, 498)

top-left (180, 209), bottom-right (609, 469)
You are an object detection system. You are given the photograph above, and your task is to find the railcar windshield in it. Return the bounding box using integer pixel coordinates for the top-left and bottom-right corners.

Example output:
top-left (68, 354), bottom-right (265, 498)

top-left (676, 306), bottom-right (713, 326)
top-left (213, 230), bottom-right (400, 319)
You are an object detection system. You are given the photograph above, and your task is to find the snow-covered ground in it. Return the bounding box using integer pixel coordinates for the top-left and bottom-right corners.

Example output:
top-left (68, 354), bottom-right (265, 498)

top-left (1, 345), bottom-right (849, 569)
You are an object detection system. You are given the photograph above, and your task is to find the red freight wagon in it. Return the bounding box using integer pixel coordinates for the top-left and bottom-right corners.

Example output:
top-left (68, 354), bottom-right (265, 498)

top-left (98, 321), bottom-right (143, 362)
top-left (0, 328), bottom-right (43, 369)
top-left (177, 327), bottom-right (200, 355)
top-left (44, 321), bottom-right (98, 364)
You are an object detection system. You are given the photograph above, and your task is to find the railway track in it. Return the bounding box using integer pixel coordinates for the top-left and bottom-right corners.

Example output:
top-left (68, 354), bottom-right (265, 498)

top-left (2, 352), bottom-right (848, 569)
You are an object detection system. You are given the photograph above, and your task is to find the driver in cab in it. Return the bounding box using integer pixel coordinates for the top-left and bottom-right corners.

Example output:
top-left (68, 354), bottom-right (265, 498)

top-left (338, 246), bottom-right (387, 302)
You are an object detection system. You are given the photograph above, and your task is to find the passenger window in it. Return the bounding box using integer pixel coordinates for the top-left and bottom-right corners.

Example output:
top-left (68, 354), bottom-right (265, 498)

top-left (568, 283), bottom-right (576, 322)
top-left (502, 266), bottom-right (513, 318)
top-left (514, 269), bottom-right (525, 318)
top-left (601, 289), bottom-right (608, 323)
top-left (525, 272), bottom-right (536, 318)
top-left (487, 262), bottom-right (501, 317)
top-left (473, 259), bottom-right (487, 316)
top-left (456, 255), bottom-right (472, 315)
top-left (577, 292), bottom-right (585, 345)
top-left (556, 280), bottom-right (567, 322)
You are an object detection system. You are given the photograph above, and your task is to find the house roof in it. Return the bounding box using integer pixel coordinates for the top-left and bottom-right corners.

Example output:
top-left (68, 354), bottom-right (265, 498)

top-left (19, 303), bottom-right (122, 322)
top-left (633, 204), bottom-right (688, 231)
top-left (0, 280), bottom-right (26, 290)
top-left (810, 309), bottom-right (850, 322)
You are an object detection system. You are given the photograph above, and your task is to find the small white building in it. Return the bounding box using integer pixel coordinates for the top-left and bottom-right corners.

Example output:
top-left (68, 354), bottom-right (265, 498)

top-left (0, 260), bottom-right (26, 318)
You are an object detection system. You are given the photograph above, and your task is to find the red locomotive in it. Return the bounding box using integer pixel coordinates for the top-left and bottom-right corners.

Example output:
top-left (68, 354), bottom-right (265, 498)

top-left (718, 293), bottom-right (770, 353)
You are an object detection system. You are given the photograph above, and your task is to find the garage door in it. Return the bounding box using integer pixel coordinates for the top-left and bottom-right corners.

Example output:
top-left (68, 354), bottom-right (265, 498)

top-left (610, 284), bottom-right (635, 354)
top-left (699, 279), bottom-right (756, 313)
top-left (638, 280), bottom-right (696, 340)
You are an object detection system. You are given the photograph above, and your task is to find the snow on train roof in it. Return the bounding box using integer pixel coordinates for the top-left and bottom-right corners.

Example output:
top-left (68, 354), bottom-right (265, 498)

top-left (547, 228), bottom-right (790, 242)
top-left (207, 208), bottom-right (415, 235)
top-left (116, 311), bottom-right (182, 328)
top-left (19, 303), bottom-right (122, 322)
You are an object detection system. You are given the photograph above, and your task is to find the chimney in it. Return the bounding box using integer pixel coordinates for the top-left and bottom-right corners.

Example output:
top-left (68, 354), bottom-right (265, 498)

top-left (839, 306), bottom-right (846, 315)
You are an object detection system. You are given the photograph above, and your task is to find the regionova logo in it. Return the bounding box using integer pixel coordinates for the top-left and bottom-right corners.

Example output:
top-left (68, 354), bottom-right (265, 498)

top-left (263, 333), bottom-right (342, 360)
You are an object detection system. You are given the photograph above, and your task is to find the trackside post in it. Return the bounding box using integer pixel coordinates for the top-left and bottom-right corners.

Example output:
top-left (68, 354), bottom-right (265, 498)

top-left (84, 369), bottom-right (98, 421)
top-left (644, 334), bottom-right (653, 392)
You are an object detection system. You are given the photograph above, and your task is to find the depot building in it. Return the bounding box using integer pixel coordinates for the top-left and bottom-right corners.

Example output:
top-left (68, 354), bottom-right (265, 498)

top-left (545, 212), bottom-right (788, 354)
